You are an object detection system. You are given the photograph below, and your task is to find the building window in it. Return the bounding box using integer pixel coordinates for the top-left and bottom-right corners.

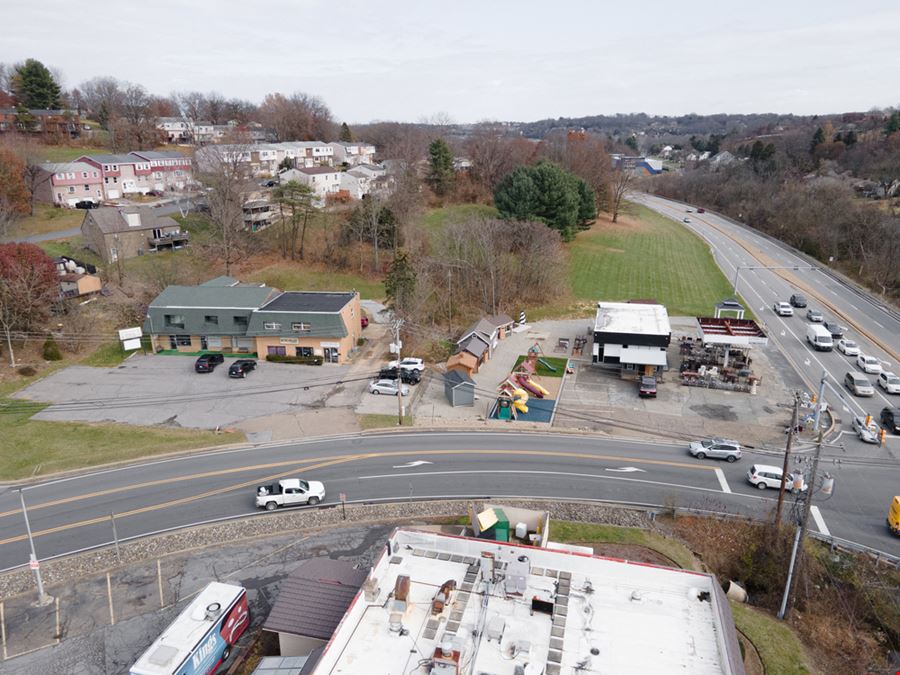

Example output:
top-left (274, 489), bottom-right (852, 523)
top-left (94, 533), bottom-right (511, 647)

top-left (264, 322), bottom-right (282, 331)
top-left (84, 185), bottom-right (89, 190)
top-left (68, 187), bottom-right (75, 193)
top-left (234, 316), bottom-right (249, 329)
top-left (204, 315), bottom-right (219, 325)
top-left (267, 346), bottom-right (286, 356)
top-left (291, 322), bottom-right (310, 332)
top-left (169, 335), bottom-right (177, 349)
top-left (175, 335), bottom-right (191, 346)
top-left (297, 346), bottom-right (313, 357)
top-left (104, 177), bottom-right (109, 184)
top-left (164, 314), bottom-right (185, 329)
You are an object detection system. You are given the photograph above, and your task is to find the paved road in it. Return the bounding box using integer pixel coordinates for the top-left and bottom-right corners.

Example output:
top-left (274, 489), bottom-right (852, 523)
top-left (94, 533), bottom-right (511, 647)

top-left (0, 431), bottom-right (896, 572)
top-left (635, 194), bottom-right (900, 460)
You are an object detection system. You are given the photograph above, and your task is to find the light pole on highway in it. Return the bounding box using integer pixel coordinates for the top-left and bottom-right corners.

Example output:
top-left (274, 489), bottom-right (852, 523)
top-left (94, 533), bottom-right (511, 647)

top-left (732, 264), bottom-right (820, 296)
top-left (19, 489), bottom-right (53, 606)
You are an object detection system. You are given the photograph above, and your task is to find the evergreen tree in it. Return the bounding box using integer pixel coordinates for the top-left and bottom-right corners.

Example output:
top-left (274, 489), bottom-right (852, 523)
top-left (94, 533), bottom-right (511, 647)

top-left (844, 130), bottom-right (857, 146)
top-left (427, 138), bottom-right (455, 196)
top-left (12, 59), bottom-right (62, 109)
top-left (810, 126), bottom-right (825, 153)
top-left (885, 111), bottom-right (900, 136)
top-left (339, 122), bottom-right (353, 142)
top-left (384, 250), bottom-right (416, 314)
top-left (575, 179), bottom-right (597, 229)
top-left (625, 135), bottom-right (639, 152)
top-left (493, 166), bottom-right (537, 222)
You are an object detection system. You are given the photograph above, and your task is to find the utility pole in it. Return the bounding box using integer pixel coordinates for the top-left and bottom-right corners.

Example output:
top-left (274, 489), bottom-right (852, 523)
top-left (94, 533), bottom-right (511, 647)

top-left (811, 370), bottom-right (827, 432)
top-left (19, 490), bottom-right (52, 606)
top-left (392, 318), bottom-right (405, 426)
top-left (774, 394), bottom-right (800, 527)
top-left (777, 429), bottom-right (823, 620)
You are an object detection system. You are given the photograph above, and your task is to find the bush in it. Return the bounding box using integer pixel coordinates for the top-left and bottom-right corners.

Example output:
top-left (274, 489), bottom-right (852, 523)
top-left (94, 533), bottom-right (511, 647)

top-left (17, 365), bottom-right (37, 376)
top-left (265, 354), bottom-right (323, 366)
top-left (357, 337), bottom-right (366, 347)
top-left (42, 337), bottom-right (63, 361)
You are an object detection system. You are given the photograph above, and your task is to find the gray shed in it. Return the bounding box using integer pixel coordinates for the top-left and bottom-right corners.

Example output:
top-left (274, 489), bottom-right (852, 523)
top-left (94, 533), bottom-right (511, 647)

top-left (444, 370), bottom-right (475, 407)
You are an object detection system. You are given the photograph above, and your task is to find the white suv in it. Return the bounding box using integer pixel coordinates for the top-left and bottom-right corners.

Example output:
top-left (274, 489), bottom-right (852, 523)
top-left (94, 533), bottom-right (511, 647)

top-left (837, 339), bottom-right (860, 356)
top-left (773, 302), bottom-right (794, 316)
top-left (388, 357), bottom-right (425, 372)
top-left (689, 438), bottom-right (742, 462)
top-left (878, 372), bottom-right (900, 394)
top-left (747, 464), bottom-right (807, 492)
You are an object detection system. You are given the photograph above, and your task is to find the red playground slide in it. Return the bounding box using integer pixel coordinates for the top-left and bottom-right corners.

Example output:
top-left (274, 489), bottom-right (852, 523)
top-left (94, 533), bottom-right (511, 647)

top-left (515, 373), bottom-right (544, 398)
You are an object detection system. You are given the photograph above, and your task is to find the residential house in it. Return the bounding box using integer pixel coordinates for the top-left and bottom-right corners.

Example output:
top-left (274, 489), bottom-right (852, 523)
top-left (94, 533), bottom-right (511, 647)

top-left (63, 151), bottom-right (193, 201)
top-left (262, 557), bottom-right (367, 658)
top-left (0, 108), bottom-right (81, 138)
top-left (54, 256), bottom-right (101, 299)
top-left (339, 164), bottom-right (390, 200)
top-left (328, 141), bottom-right (376, 166)
top-left (243, 199), bottom-right (275, 231)
top-left (37, 161), bottom-right (104, 207)
top-left (251, 144), bottom-right (281, 175)
top-left (280, 167), bottom-right (341, 205)
top-left (157, 117), bottom-right (191, 143)
top-left (144, 278), bottom-right (362, 363)
top-left (81, 207), bottom-right (188, 262)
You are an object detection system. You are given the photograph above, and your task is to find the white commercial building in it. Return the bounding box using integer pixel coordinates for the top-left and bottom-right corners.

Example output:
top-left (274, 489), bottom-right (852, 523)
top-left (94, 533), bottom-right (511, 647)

top-left (307, 528), bottom-right (744, 675)
top-left (592, 301), bottom-right (672, 374)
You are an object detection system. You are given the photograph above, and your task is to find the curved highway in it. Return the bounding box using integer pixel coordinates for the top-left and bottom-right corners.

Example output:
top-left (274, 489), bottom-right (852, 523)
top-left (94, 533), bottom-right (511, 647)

top-left (0, 431), bottom-right (897, 573)
top-left (635, 193), bottom-right (900, 457)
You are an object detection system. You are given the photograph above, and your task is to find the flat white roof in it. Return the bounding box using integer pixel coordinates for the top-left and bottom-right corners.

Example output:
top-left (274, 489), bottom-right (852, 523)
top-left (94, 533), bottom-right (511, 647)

top-left (594, 302), bottom-right (671, 337)
top-left (311, 529), bottom-right (739, 675)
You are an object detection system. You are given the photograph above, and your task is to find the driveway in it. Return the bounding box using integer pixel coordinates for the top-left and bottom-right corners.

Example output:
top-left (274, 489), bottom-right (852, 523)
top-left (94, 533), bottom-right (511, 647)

top-left (13, 354), bottom-right (350, 430)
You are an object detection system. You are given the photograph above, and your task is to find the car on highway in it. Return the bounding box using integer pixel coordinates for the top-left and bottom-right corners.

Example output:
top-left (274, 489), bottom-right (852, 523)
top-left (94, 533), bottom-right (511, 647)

top-left (638, 376), bottom-right (657, 398)
top-left (688, 438), bottom-right (742, 462)
top-left (823, 320), bottom-right (845, 339)
top-left (747, 464), bottom-right (807, 492)
top-left (789, 294), bottom-right (808, 308)
top-left (228, 359), bottom-right (257, 378)
top-left (697, 207), bottom-right (705, 213)
top-left (837, 339), bottom-right (860, 356)
top-left (851, 415), bottom-right (880, 443)
top-left (368, 379), bottom-right (410, 396)
top-left (194, 353), bottom-right (225, 373)
top-left (805, 308), bottom-right (824, 322)
top-left (857, 354), bottom-right (883, 375)
top-left (256, 478), bottom-right (325, 510)
top-left (882, 407), bottom-right (900, 434)
top-left (685, 208), bottom-right (693, 213)
top-left (844, 371), bottom-right (875, 397)
top-left (388, 357), bottom-right (425, 372)
top-left (773, 301), bottom-right (794, 316)
top-left (379, 367), bottom-right (421, 385)
top-left (683, 217), bottom-right (691, 223)
top-left (877, 372), bottom-right (900, 394)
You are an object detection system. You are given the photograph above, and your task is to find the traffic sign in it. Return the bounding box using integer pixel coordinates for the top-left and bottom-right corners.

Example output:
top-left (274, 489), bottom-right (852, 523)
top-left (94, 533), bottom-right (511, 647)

top-left (29, 558), bottom-right (40, 571)
top-left (339, 493), bottom-right (347, 502)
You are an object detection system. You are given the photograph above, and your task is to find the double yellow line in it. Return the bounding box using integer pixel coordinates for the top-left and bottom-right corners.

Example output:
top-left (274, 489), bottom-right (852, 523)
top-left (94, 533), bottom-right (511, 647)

top-left (0, 449), bottom-right (711, 547)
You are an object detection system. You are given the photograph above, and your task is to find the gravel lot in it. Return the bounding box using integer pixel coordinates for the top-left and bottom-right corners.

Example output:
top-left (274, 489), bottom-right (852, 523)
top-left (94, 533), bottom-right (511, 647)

top-left (13, 354), bottom-right (351, 430)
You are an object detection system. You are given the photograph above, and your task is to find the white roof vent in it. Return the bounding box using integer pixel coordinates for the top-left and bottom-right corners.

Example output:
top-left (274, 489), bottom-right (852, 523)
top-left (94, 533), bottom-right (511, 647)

top-left (125, 212), bottom-right (142, 227)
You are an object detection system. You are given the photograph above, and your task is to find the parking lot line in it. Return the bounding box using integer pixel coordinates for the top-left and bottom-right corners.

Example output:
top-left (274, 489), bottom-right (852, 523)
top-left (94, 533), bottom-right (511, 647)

top-left (810, 505), bottom-right (830, 536)
top-left (714, 469), bottom-right (732, 493)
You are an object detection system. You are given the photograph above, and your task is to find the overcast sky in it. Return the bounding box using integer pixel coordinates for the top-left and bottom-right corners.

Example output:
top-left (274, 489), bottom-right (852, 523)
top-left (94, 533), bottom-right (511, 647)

top-left (2, 0), bottom-right (898, 123)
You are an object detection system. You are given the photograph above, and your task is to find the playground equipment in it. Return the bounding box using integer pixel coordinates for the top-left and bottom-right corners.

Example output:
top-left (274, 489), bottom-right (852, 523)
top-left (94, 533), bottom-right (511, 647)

top-left (497, 379), bottom-right (529, 418)
top-left (514, 372), bottom-right (547, 399)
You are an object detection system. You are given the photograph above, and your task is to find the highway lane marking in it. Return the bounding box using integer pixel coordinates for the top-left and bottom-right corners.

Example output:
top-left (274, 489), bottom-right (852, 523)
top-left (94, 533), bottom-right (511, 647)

top-left (873, 320), bottom-right (884, 329)
top-left (353, 469), bottom-right (736, 497)
top-left (715, 469), bottom-right (732, 493)
top-left (810, 506), bottom-right (830, 536)
top-left (0, 449), bottom-right (717, 545)
top-left (0, 448), bottom-right (716, 522)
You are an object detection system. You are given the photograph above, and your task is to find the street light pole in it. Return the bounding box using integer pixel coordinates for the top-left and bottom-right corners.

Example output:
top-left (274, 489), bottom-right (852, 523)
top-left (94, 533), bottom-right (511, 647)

top-left (19, 490), bottom-right (52, 606)
top-left (392, 318), bottom-right (405, 426)
top-left (775, 394), bottom-right (799, 527)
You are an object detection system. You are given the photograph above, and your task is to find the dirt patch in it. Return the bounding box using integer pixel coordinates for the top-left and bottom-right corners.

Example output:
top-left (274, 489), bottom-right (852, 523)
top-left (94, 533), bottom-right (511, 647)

top-left (737, 631), bottom-right (765, 675)
top-left (587, 212), bottom-right (649, 235)
top-left (577, 542), bottom-right (678, 567)
top-left (689, 403), bottom-right (739, 422)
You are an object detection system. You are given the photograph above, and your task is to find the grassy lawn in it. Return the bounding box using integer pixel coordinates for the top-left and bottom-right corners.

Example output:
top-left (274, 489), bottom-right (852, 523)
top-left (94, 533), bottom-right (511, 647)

top-left (11, 203), bottom-right (86, 239)
top-left (549, 520), bottom-right (700, 571)
top-left (36, 145), bottom-right (99, 162)
top-left (79, 342), bottom-right (133, 367)
top-left (512, 355), bottom-right (568, 377)
top-left (248, 262), bottom-right (384, 299)
top-left (422, 204), bottom-right (498, 234)
top-left (358, 413), bottom-right (413, 430)
top-left (38, 236), bottom-right (99, 264)
top-left (730, 603), bottom-right (813, 675)
top-left (565, 203), bottom-right (752, 317)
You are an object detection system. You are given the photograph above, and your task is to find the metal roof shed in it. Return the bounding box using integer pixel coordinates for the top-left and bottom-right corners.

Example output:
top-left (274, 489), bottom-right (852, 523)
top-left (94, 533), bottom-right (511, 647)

top-left (444, 370), bottom-right (475, 407)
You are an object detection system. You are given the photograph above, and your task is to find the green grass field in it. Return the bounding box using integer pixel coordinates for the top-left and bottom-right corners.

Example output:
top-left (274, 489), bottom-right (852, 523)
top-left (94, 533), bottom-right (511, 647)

top-left (730, 603), bottom-right (812, 674)
top-left (512, 355), bottom-right (568, 377)
top-left (566, 204), bottom-right (751, 317)
top-left (11, 203), bottom-right (85, 239)
top-left (422, 204), bottom-right (498, 233)
top-left (248, 262), bottom-right (384, 299)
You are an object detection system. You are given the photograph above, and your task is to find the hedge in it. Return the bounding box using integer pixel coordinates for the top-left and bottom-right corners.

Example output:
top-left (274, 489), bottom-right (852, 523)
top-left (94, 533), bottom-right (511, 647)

top-left (265, 354), bottom-right (324, 366)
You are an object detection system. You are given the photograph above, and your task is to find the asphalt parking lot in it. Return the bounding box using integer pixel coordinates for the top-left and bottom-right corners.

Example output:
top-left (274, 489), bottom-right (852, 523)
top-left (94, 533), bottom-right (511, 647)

top-left (14, 354), bottom-right (351, 430)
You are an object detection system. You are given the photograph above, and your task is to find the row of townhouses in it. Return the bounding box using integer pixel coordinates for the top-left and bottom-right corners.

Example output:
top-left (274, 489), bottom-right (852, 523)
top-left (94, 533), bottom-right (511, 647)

top-left (0, 107), bottom-right (85, 138)
top-left (195, 140), bottom-right (377, 176)
top-left (156, 117), bottom-right (271, 144)
top-left (38, 151), bottom-right (194, 207)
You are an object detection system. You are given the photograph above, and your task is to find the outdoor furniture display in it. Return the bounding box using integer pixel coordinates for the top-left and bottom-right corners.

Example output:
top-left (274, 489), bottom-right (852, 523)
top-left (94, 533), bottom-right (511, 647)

top-left (678, 337), bottom-right (757, 393)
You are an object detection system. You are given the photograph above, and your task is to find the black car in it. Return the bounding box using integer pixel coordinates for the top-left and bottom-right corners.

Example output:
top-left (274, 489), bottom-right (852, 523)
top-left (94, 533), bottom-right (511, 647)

top-left (228, 359), bottom-right (257, 378)
top-left (195, 353), bottom-right (225, 373)
top-left (639, 376), bottom-right (657, 398)
top-left (378, 367), bottom-right (421, 384)
top-left (881, 407), bottom-right (900, 434)
top-left (74, 200), bottom-right (97, 209)
top-left (823, 320), bottom-right (845, 339)
top-left (789, 294), bottom-right (808, 308)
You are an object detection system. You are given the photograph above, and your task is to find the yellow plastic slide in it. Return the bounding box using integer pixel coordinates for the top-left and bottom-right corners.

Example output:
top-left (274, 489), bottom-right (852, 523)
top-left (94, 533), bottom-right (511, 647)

top-left (512, 388), bottom-right (529, 414)
top-left (527, 378), bottom-right (550, 398)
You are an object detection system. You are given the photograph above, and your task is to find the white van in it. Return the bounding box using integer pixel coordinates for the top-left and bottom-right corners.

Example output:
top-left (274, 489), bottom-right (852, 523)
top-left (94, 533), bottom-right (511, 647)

top-left (806, 324), bottom-right (833, 351)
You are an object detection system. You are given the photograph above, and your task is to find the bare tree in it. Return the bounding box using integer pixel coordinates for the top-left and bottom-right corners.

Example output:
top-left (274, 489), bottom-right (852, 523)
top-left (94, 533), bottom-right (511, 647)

top-left (259, 92), bottom-right (335, 141)
top-left (272, 180), bottom-right (316, 260)
top-left (610, 166), bottom-right (635, 223)
top-left (199, 146), bottom-right (256, 275)
top-left (0, 197), bottom-right (21, 240)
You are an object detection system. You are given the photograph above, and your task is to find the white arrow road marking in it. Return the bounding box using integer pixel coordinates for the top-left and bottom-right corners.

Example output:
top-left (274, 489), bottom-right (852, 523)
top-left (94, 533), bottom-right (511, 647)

top-left (604, 467), bottom-right (647, 473)
top-left (391, 460), bottom-right (434, 469)
top-left (810, 506), bottom-right (830, 536)
top-left (715, 469), bottom-right (732, 494)
top-left (780, 330), bottom-right (786, 336)
top-left (804, 358), bottom-right (811, 367)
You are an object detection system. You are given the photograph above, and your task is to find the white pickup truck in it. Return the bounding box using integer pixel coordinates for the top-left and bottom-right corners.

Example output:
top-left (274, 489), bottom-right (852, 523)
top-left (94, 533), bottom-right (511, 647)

top-left (256, 479), bottom-right (325, 511)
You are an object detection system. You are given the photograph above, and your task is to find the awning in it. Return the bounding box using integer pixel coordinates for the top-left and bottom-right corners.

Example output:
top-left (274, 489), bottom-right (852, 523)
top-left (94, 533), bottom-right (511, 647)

top-left (619, 346), bottom-right (667, 366)
top-left (603, 344), bottom-right (622, 357)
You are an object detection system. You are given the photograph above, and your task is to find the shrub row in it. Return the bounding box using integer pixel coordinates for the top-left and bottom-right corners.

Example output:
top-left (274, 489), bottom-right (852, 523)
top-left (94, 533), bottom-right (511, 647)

top-left (265, 354), bottom-right (323, 366)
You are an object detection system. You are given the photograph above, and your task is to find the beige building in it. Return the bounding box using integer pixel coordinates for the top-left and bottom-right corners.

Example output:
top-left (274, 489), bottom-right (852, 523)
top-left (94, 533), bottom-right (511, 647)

top-left (81, 207), bottom-right (188, 262)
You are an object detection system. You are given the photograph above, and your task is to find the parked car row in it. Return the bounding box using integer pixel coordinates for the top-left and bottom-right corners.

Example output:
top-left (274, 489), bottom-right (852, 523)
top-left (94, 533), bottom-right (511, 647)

top-left (194, 354), bottom-right (257, 379)
top-left (368, 357), bottom-right (425, 396)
